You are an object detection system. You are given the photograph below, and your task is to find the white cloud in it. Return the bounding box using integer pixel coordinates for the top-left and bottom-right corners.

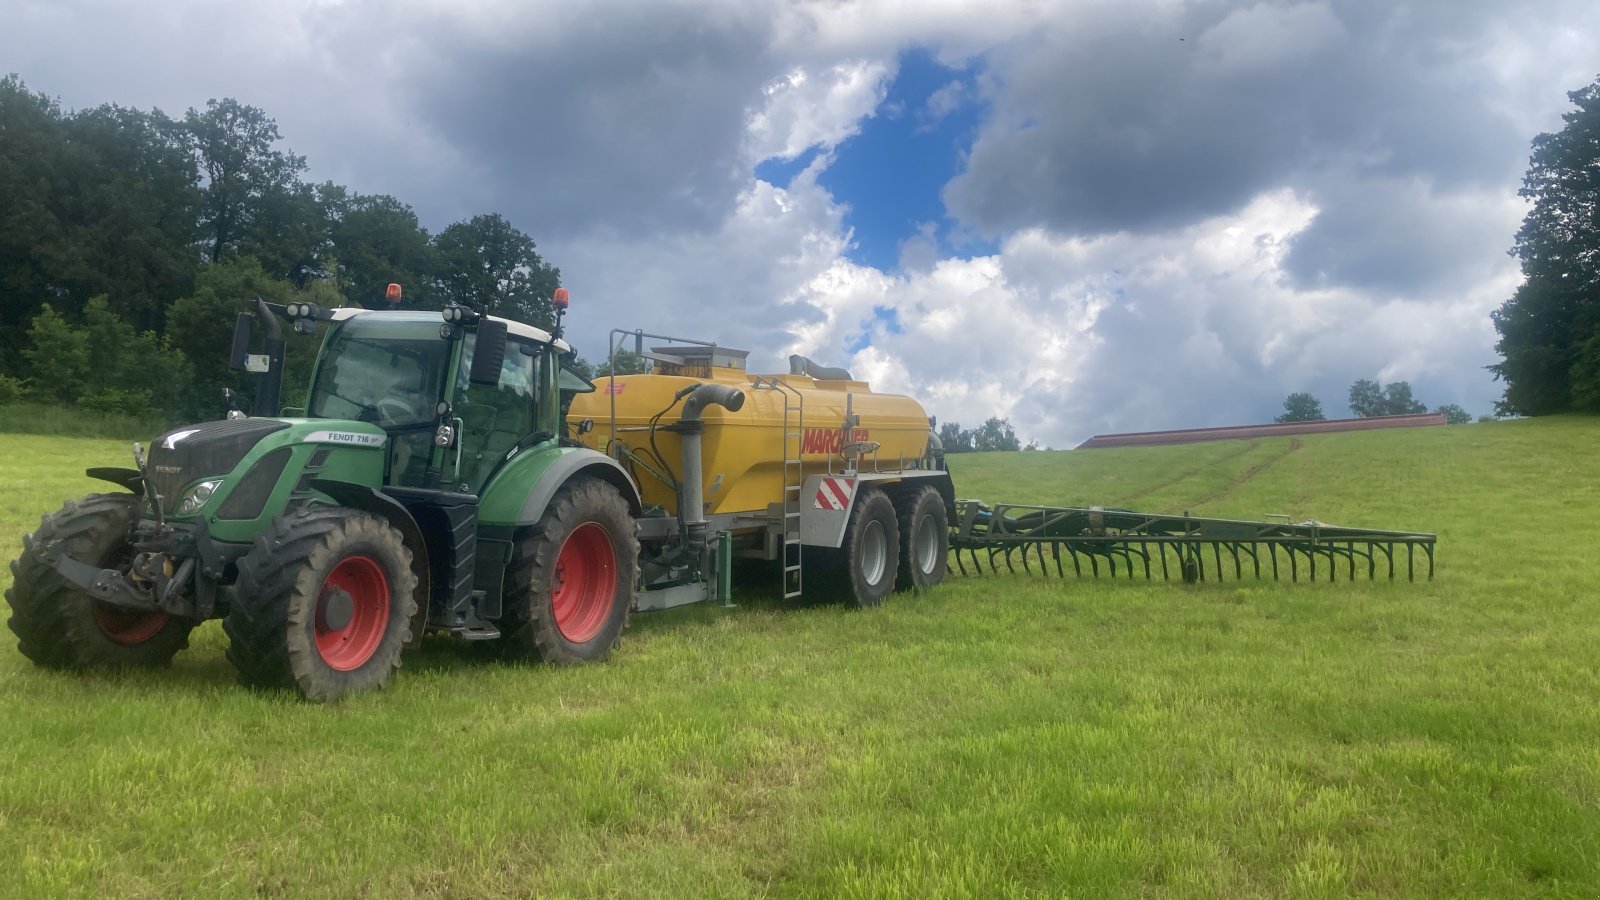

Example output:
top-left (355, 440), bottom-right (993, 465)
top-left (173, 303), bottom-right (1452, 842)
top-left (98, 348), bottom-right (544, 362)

top-left (745, 61), bottom-right (895, 164)
top-left (4, 0), bottom-right (1593, 447)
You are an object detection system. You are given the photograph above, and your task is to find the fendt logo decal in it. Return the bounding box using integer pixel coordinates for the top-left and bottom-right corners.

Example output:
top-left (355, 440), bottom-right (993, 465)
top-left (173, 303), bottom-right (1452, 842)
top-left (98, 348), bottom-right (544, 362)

top-left (813, 476), bottom-right (856, 511)
top-left (304, 430), bottom-right (387, 447)
top-left (801, 427), bottom-right (869, 455)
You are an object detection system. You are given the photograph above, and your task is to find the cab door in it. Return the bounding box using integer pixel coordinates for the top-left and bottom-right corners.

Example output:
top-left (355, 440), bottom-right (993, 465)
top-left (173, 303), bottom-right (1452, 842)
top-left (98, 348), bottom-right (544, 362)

top-left (451, 335), bottom-right (541, 493)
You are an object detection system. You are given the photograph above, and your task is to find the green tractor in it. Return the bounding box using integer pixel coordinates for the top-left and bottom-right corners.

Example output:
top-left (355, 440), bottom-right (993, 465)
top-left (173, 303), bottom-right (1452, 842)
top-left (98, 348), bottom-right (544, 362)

top-left (6, 289), bottom-right (643, 701)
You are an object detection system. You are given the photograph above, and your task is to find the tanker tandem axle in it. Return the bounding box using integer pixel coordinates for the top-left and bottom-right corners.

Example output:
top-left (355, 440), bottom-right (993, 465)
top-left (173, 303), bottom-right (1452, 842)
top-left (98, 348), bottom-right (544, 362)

top-left (5, 293), bottom-right (1436, 701)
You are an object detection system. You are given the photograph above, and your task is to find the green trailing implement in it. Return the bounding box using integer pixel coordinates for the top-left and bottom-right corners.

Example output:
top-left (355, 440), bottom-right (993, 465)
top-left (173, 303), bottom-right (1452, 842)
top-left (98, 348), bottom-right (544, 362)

top-left (951, 501), bottom-right (1436, 583)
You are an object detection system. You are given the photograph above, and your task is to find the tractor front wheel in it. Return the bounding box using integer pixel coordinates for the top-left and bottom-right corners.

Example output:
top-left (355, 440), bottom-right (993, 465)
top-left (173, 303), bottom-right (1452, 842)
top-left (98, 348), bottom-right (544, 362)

top-left (6, 493), bottom-right (194, 669)
top-left (225, 509), bottom-right (417, 702)
top-left (498, 477), bottom-right (638, 664)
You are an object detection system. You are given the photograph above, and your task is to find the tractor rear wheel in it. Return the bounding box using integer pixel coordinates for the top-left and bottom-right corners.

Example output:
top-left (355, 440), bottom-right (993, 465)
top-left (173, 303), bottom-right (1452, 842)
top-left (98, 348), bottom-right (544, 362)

top-left (841, 488), bottom-right (900, 608)
top-left (497, 477), bottom-right (638, 664)
top-left (225, 509), bottom-right (417, 702)
top-left (894, 485), bottom-right (948, 591)
top-left (6, 493), bottom-right (194, 669)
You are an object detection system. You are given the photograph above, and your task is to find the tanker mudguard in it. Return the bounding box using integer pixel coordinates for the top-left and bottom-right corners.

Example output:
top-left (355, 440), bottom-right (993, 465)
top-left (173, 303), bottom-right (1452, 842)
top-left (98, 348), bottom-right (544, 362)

top-left (508, 448), bottom-right (642, 527)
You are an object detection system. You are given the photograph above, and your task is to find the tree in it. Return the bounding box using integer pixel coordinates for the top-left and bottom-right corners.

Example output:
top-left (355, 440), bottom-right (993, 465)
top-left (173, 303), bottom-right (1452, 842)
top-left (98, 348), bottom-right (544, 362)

top-left (22, 305), bottom-right (90, 404)
top-left (165, 257), bottom-right (298, 416)
top-left (971, 417), bottom-right (1022, 452)
top-left (331, 191), bottom-right (438, 308)
top-left (1348, 379), bottom-right (1384, 417)
top-left (185, 99), bottom-right (308, 265)
top-left (1433, 404), bottom-right (1471, 425)
top-left (938, 421), bottom-right (973, 454)
top-left (1349, 379), bottom-right (1427, 416)
top-left (593, 348), bottom-right (648, 377)
top-left (1275, 392), bottom-right (1325, 423)
top-left (1381, 381), bottom-right (1427, 415)
top-left (1491, 76), bottom-right (1600, 416)
top-left (433, 213), bottom-right (560, 327)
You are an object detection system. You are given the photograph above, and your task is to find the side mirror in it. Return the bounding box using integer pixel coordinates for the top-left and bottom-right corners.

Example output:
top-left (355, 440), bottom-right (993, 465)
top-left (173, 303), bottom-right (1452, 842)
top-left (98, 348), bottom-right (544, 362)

top-left (577, 418), bottom-right (594, 435)
top-left (469, 319), bottom-right (508, 385)
top-left (228, 313), bottom-right (254, 372)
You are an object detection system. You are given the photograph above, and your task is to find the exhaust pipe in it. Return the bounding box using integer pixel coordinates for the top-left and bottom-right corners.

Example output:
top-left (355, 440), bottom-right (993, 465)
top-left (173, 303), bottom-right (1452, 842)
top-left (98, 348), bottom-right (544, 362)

top-left (677, 384), bottom-right (745, 554)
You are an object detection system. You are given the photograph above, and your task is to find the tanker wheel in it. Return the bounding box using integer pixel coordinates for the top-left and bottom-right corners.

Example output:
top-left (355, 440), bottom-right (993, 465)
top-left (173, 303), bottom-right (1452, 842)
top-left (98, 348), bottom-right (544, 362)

top-left (894, 485), bottom-right (948, 591)
top-left (497, 477), bottom-right (638, 664)
top-left (6, 493), bottom-right (194, 669)
top-left (842, 488), bottom-right (900, 608)
top-left (225, 509), bottom-right (417, 702)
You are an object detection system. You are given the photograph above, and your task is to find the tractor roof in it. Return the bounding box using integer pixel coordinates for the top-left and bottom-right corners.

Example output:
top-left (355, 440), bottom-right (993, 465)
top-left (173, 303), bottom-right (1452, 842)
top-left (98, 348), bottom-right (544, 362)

top-left (326, 307), bottom-right (571, 352)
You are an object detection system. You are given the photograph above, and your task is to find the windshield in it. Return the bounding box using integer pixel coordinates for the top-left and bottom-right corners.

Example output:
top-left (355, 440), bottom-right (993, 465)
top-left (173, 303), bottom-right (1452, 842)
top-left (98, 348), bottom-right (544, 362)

top-left (307, 316), bottom-right (452, 428)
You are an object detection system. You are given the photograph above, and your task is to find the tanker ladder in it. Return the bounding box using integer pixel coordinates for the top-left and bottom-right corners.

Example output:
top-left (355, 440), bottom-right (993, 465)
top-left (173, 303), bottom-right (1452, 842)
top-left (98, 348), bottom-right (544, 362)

top-left (951, 501), bottom-right (1436, 584)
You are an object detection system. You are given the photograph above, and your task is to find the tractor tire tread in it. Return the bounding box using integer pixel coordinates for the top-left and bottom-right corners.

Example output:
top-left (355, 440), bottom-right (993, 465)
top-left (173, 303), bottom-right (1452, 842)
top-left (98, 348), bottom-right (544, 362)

top-left (224, 508), bottom-right (416, 701)
top-left (496, 477), bottom-right (638, 665)
top-left (6, 493), bottom-right (193, 669)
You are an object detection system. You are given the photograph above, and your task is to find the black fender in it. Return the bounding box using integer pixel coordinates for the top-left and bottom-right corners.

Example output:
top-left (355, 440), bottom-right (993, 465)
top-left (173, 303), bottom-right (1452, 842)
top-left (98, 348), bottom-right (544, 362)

top-left (516, 450), bottom-right (642, 527)
top-left (86, 467), bottom-right (144, 493)
top-left (307, 478), bottom-right (431, 649)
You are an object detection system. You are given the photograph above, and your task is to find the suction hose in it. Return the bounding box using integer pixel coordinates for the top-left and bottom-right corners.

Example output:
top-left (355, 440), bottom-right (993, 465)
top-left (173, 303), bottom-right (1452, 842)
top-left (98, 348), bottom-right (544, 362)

top-left (678, 384), bottom-right (746, 554)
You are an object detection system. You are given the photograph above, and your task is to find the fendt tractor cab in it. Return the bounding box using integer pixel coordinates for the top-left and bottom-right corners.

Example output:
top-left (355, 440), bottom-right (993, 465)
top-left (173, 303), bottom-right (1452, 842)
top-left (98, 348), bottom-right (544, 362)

top-left (6, 288), bottom-right (958, 701)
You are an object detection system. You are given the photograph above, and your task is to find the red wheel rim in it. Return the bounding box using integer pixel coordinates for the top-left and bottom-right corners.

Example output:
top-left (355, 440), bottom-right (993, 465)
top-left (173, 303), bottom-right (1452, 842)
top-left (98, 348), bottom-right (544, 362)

top-left (315, 555), bottom-right (391, 671)
top-left (552, 523), bottom-right (617, 644)
top-left (92, 604), bottom-right (170, 646)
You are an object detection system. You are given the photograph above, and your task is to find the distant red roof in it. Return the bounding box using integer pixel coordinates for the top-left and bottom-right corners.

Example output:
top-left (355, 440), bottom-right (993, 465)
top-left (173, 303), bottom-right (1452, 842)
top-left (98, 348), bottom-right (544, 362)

top-left (1076, 412), bottom-right (1448, 449)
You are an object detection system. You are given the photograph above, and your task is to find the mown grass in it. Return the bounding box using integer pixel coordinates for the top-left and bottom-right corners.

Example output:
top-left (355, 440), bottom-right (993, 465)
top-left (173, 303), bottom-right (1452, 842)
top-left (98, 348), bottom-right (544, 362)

top-left (0, 403), bottom-right (171, 441)
top-left (2, 419), bottom-right (1598, 897)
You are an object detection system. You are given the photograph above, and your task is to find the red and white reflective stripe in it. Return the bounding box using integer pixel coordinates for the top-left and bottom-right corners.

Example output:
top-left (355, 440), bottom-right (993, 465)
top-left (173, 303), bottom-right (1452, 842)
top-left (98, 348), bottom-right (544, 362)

top-left (813, 476), bottom-right (855, 511)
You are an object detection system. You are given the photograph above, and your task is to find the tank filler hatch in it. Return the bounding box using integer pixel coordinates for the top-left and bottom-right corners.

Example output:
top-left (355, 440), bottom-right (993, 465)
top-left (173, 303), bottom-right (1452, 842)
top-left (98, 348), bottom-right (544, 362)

top-left (649, 345), bottom-right (749, 379)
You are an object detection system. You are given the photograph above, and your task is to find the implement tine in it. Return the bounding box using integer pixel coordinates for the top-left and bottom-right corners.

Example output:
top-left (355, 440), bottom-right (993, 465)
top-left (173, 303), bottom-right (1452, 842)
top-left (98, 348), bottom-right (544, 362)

top-left (1051, 542), bottom-right (1064, 578)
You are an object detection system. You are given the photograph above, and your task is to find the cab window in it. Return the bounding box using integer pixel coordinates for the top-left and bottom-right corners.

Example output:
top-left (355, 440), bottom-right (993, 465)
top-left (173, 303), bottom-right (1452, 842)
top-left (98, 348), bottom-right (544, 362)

top-left (454, 334), bottom-right (540, 491)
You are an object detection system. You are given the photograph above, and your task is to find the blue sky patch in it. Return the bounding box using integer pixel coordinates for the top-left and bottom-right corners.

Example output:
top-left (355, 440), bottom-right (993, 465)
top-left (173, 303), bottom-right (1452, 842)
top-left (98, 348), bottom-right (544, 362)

top-left (754, 48), bottom-right (993, 274)
top-left (817, 48), bottom-right (987, 272)
top-left (845, 305), bottom-right (906, 354)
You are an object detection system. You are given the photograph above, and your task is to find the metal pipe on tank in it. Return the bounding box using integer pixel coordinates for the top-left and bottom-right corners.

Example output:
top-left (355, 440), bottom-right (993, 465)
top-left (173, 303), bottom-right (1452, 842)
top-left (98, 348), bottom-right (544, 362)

top-left (677, 384), bottom-right (746, 553)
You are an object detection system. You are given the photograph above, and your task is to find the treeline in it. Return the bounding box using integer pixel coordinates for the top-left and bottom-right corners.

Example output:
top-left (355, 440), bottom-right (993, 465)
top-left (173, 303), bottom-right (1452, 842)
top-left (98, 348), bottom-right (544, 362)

top-left (937, 417), bottom-right (1035, 453)
top-left (1275, 380), bottom-right (1472, 425)
top-left (0, 75), bottom-right (560, 421)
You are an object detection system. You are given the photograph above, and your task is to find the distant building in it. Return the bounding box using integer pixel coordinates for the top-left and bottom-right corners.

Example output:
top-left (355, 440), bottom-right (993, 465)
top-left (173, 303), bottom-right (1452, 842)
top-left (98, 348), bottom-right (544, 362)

top-left (1076, 412), bottom-right (1448, 449)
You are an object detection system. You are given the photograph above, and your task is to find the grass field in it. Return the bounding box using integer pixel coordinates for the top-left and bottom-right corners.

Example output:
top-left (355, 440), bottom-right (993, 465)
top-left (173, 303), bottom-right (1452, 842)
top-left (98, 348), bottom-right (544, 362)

top-left (2, 418), bottom-right (1598, 897)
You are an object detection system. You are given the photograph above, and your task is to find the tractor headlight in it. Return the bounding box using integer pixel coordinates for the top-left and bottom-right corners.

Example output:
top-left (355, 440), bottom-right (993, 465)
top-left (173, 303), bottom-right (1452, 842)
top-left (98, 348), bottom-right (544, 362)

top-left (176, 479), bottom-right (223, 515)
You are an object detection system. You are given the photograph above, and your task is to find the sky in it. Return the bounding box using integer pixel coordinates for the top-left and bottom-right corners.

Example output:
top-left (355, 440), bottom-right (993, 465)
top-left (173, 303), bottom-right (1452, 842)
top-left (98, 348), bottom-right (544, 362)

top-left (5, 0), bottom-right (1599, 447)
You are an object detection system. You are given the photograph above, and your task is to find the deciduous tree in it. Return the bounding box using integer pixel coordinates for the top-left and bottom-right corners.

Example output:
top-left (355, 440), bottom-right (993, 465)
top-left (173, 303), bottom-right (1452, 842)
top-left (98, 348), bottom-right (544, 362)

top-left (1491, 76), bottom-right (1600, 415)
top-left (1275, 392), bottom-right (1325, 423)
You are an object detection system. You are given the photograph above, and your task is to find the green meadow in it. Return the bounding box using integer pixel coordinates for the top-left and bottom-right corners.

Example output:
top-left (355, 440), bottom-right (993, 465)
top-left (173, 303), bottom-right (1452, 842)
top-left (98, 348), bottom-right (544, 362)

top-left (1, 417), bottom-right (1597, 897)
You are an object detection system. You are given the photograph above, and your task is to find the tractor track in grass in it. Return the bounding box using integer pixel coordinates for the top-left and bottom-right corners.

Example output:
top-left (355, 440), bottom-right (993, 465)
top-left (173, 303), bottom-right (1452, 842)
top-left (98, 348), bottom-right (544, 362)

top-left (1187, 438), bottom-right (1303, 508)
top-left (1113, 440), bottom-right (1263, 505)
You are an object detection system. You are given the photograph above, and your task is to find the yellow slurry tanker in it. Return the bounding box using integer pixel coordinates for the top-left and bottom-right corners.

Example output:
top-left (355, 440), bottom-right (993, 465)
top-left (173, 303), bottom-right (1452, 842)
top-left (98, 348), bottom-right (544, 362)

top-left (567, 333), bottom-right (955, 611)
